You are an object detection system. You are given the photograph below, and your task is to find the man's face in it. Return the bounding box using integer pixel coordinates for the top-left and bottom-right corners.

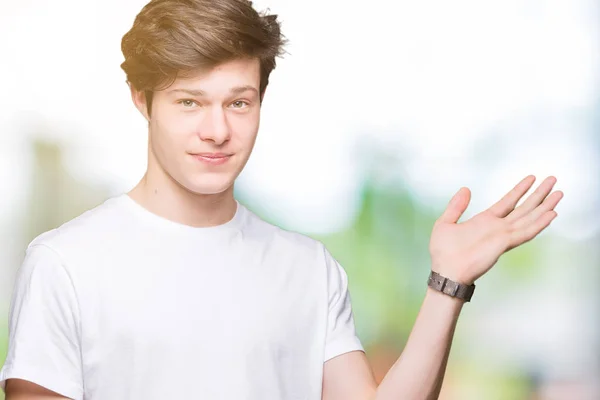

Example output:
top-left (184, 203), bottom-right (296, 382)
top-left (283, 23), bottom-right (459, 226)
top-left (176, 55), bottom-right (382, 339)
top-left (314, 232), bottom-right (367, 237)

top-left (134, 58), bottom-right (262, 195)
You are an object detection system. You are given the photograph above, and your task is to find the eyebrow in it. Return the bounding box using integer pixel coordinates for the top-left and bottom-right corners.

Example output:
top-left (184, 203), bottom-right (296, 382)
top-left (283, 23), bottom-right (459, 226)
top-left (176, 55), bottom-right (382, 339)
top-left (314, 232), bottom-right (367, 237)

top-left (168, 85), bottom-right (258, 96)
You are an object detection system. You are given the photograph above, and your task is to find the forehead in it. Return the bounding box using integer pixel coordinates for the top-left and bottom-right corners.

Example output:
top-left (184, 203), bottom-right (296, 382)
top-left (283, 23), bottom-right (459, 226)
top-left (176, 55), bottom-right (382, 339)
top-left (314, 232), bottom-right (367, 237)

top-left (165, 58), bottom-right (261, 94)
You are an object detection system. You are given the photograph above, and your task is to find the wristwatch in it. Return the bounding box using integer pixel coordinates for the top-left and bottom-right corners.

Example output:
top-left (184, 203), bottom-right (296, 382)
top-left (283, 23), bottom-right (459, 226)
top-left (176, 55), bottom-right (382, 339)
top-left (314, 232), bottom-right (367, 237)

top-left (427, 271), bottom-right (476, 302)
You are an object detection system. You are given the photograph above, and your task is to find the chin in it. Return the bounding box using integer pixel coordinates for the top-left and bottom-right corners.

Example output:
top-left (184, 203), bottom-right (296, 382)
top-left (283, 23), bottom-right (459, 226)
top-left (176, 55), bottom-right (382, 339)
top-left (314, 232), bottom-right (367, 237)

top-left (180, 175), bottom-right (236, 196)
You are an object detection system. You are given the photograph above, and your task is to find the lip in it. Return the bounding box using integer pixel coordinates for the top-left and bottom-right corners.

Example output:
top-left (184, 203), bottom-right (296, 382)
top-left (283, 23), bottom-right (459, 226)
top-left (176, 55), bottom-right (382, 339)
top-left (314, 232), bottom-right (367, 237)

top-left (191, 152), bottom-right (233, 166)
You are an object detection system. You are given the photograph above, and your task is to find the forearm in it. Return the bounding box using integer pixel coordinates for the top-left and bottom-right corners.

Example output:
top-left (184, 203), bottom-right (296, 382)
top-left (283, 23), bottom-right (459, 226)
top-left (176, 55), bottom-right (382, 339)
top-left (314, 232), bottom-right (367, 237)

top-left (5, 378), bottom-right (72, 400)
top-left (373, 287), bottom-right (464, 400)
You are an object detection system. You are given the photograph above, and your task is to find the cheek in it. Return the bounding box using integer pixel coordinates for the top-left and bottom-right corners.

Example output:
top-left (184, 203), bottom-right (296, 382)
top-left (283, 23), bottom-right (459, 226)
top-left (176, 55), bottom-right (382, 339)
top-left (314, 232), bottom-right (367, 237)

top-left (231, 114), bottom-right (260, 143)
top-left (152, 115), bottom-right (191, 147)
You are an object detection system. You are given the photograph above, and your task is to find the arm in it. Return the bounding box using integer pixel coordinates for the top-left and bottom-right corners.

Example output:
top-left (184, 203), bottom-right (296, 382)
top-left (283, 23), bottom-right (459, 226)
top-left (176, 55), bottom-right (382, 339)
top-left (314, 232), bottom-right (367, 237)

top-left (0, 244), bottom-right (84, 400)
top-left (6, 379), bottom-right (71, 400)
top-left (374, 288), bottom-right (463, 399)
top-left (323, 175), bottom-right (563, 400)
top-left (323, 288), bottom-right (462, 400)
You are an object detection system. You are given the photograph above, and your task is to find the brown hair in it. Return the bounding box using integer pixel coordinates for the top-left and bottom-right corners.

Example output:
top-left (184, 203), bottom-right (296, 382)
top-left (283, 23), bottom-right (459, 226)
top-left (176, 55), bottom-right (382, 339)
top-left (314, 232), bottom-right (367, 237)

top-left (120, 0), bottom-right (287, 114)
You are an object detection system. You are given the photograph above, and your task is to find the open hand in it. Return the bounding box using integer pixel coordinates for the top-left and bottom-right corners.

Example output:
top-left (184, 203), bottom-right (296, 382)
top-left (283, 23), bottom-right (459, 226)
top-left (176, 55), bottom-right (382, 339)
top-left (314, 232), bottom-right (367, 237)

top-left (429, 175), bottom-right (563, 285)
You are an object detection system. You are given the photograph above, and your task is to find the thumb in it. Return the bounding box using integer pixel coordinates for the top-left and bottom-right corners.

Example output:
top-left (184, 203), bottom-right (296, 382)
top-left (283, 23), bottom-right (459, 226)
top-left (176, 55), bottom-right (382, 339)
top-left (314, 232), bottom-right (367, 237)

top-left (438, 187), bottom-right (471, 224)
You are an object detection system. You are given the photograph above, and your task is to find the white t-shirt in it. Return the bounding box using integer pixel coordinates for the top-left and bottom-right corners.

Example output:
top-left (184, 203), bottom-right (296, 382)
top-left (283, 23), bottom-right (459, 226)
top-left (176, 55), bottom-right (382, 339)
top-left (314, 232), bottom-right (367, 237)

top-left (0, 194), bottom-right (363, 399)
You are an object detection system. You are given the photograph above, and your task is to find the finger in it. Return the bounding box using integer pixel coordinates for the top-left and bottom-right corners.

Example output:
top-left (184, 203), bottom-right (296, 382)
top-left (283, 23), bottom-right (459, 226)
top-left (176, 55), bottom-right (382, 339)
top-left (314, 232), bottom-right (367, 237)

top-left (512, 190), bottom-right (563, 230)
top-left (509, 210), bottom-right (558, 249)
top-left (438, 187), bottom-right (471, 224)
top-left (506, 176), bottom-right (557, 222)
top-left (488, 175), bottom-right (536, 218)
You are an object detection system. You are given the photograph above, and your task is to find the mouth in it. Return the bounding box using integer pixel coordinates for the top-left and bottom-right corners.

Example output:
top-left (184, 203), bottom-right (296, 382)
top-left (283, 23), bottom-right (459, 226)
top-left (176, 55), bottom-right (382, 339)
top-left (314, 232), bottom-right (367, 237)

top-left (190, 153), bottom-right (233, 166)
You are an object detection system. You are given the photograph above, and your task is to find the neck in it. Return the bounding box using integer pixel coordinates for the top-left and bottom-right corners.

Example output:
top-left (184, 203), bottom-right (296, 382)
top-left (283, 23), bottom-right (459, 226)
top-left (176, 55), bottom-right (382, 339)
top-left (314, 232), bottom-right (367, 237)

top-left (128, 171), bottom-right (237, 229)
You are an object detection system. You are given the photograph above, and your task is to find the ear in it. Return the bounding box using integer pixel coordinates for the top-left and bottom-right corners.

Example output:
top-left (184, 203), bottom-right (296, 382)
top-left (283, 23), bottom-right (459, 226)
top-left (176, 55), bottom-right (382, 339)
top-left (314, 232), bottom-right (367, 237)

top-left (129, 83), bottom-right (150, 121)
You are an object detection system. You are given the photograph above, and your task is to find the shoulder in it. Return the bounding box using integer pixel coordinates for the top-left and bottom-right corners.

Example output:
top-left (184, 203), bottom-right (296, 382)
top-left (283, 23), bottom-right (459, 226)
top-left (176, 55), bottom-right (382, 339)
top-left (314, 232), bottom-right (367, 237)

top-left (242, 205), bottom-right (328, 259)
top-left (28, 194), bottom-right (128, 260)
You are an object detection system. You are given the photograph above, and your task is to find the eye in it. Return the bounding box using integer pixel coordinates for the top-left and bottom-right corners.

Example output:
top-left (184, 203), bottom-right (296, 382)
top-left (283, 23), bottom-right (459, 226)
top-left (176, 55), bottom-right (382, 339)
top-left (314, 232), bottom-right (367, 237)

top-left (178, 99), bottom-right (198, 108)
top-left (230, 100), bottom-right (249, 109)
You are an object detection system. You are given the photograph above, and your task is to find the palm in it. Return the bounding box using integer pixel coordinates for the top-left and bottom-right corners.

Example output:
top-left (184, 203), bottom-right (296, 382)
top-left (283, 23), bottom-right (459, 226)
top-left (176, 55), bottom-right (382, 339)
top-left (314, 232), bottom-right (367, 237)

top-left (429, 176), bottom-right (563, 285)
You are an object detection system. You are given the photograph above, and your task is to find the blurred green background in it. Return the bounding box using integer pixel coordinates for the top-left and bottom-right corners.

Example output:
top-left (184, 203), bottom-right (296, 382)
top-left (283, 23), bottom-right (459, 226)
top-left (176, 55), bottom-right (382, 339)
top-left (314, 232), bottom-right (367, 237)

top-left (1, 0), bottom-right (599, 399)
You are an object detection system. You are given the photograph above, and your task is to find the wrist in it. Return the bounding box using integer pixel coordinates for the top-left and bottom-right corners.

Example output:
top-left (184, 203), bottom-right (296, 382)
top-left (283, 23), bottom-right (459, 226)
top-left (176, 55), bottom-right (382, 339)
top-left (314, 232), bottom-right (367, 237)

top-left (425, 286), bottom-right (466, 305)
top-left (431, 263), bottom-right (475, 286)
top-left (427, 270), bottom-right (476, 302)
top-left (434, 273), bottom-right (474, 286)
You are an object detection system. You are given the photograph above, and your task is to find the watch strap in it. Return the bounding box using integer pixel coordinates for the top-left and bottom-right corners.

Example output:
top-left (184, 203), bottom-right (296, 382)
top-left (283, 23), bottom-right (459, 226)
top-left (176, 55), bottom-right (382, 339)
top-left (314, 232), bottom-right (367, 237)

top-left (427, 271), bottom-right (475, 302)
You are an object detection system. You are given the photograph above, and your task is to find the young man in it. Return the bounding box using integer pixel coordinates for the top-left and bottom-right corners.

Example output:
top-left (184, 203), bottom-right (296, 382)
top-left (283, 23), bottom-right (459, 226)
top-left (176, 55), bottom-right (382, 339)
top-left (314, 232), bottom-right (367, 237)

top-left (0, 0), bottom-right (563, 399)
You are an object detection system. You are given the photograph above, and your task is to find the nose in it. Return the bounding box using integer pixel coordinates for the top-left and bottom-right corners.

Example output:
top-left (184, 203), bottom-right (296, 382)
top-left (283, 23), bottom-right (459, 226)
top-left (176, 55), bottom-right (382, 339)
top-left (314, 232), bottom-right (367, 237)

top-left (198, 106), bottom-right (231, 145)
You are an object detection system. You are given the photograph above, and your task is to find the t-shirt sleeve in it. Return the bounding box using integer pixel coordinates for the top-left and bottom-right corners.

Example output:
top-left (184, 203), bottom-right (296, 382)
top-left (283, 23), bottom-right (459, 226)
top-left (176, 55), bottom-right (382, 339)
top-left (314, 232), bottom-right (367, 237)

top-left (322, 245), bottom-right (364, 362)
top-left (0, 244), bottom-right (84, 399)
